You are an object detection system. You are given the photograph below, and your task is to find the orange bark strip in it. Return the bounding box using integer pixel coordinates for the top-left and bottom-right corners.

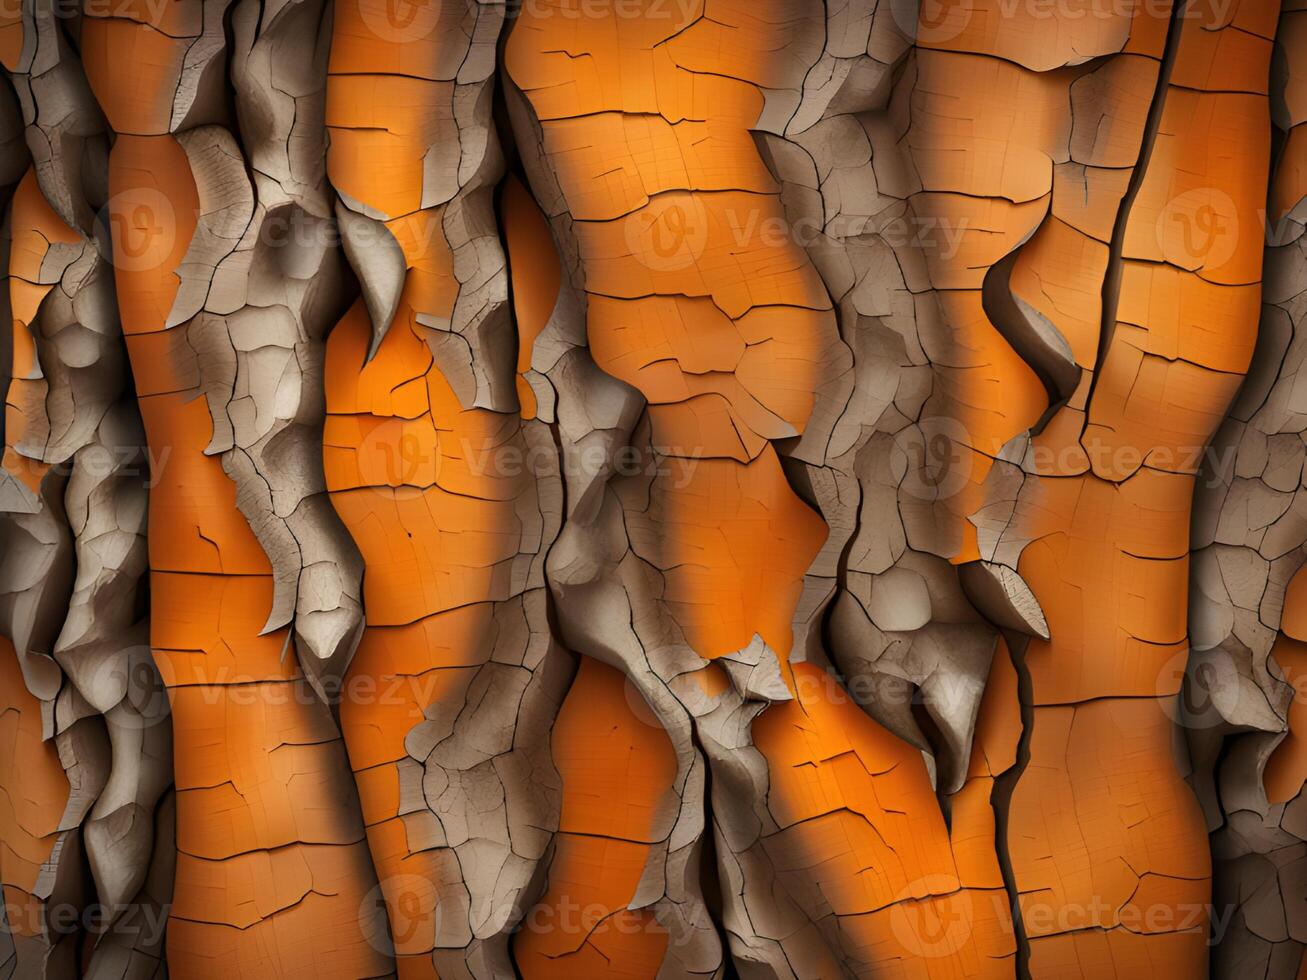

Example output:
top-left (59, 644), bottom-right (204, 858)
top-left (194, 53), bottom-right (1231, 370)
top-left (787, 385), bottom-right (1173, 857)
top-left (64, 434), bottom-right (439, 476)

top-left (988, 0), bottom-right (1280, 971)
top-left (506, 1), bottom-right (1014, 973)
top-left (1266, 570), bottom-right (1307, 804)
top-left (505, 0), bottom-right (837, 658)
top-left (324, 3), bottom-right (556, 971)
top-left (82, 8), bottom-right (392, 971)
top-left (3, 171), bottom-right (79, 496)
top-left (502, 120), bottom-right (673, 978)
top-left (908, 0), bottom-right (1170, 566)
top-left (0, 635), bottom-right (70, 969)
top-left (753, 661), bottom-right (1015, 978)
top-left (325, 302), bottom-right (527, 967)
top-left (514, 657), bottom-right (674, 978)
top-left (0, 168), bottom-right (80, 972)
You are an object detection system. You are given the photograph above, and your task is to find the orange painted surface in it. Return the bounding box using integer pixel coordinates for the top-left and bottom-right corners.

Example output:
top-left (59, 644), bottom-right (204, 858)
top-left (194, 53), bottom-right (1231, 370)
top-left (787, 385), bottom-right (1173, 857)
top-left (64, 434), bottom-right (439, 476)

top-left (0, 1), bottom-right (20, 70)
top-left (3, 170), bottom-right (79, 495)
top-left (11, 1), bottom-right (1284, 976)
top-left (324, 1), bottom-right (544, 970)
top-left (514, 657), bottom-right (674, 978)
top-left (83, 7), bottom-right (392, 973)
top-left (0, 636), bottom-right (70, 964)
top-left (952, 640), bottom-right (1022, 888)
top-left (505, 0), bottom-right (837, 663)
top-left (752, 661), bottom-right (1015, 977)
top-left (324, 300), bottom-right (532, 972)
top-left (907, 63), bottom-right (1063, 563)
top-left (506, 1), bottom-right (1014, 974)
top-left (80, 0), bottom-right (201, 137)
top-left (969, 0), bottom-right (1278, 970)
top-left (0, 170), bottom-right (77, 969)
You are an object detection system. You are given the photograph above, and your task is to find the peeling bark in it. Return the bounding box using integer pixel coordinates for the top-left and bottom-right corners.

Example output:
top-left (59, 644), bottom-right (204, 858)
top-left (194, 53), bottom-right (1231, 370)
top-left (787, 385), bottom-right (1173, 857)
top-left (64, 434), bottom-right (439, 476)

top-left (0, 0), bottom-right (1300, 977)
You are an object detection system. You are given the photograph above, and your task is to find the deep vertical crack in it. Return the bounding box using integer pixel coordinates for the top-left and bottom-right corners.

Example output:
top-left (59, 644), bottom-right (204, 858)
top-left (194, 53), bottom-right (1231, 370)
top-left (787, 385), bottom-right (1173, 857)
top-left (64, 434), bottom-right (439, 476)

top-left (1085, 0), bottom-right (1190, 418)
top-left (992, 633), bottom-right (1035, 980)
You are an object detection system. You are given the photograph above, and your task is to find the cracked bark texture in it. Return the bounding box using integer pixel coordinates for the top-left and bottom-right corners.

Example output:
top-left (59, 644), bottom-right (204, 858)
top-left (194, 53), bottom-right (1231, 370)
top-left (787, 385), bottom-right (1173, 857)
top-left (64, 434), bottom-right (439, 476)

top-left (1187, 0), bottom-right (1307, 974)
top-left (322, 2), bottom-right (566, 975)
top-left (79, 0), bottom-right (388, 974)
top-left (0, 0), bottom-right (1300, 977)
top-left (0, 2), bottom-right (173, 973)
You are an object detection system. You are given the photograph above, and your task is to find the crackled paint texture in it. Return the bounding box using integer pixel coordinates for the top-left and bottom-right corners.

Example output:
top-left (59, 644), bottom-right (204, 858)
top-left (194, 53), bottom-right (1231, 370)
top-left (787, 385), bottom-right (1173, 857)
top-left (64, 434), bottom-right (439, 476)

top-left (0, 0), bottom-right (1303, 977)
